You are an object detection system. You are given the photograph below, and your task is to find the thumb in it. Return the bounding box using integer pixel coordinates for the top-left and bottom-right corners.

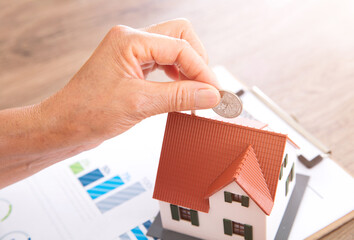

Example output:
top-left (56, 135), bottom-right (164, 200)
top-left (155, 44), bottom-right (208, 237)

top-left (142, 80), bottom-right (220, 116)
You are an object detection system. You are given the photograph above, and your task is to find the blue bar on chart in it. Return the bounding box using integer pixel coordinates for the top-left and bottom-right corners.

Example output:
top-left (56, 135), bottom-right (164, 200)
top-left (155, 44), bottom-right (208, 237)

top-left (119, 233), bottom-right (131, 240)
top-left (87, 176), bottom-right (124, 200)
top-left (96, 182), bottom-right (145, 213)
top-left (131, 226), bottom-right (148, 240)
top-left (78, 169), bottom-right (104, 187)
top-left (142, 220), bottom-right (152, 231)
top-left (119, 219), bottom-right (156, 240)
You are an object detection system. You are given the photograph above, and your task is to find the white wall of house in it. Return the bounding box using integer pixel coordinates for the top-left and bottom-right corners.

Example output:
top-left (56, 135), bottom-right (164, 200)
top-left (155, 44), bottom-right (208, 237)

top-left (266, 142), bottom-right (297, 239)
top-left (160, 182), bottom-right (266, 240)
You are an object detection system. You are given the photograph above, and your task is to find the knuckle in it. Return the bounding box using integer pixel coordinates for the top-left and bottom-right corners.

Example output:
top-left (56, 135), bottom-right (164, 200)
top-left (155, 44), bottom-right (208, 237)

top-left (107, 25), bottom-right (136, 55)
top-left (173, 85), bottom-right (190, 111)
top-left (109, 25), bottom-right (129, 35)
top-left (125, 83), bottom-right (153, 118)
top-left (177, 38), bottom-right (191, 50)
top-left (107, 25), bottom-right (131, 43)
top-left (174, 39), bottom-right (192, 64)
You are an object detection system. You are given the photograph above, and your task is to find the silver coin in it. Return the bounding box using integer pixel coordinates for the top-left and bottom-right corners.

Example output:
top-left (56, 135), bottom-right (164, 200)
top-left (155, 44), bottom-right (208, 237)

top-left (212, 90), bottom-right (243, 118)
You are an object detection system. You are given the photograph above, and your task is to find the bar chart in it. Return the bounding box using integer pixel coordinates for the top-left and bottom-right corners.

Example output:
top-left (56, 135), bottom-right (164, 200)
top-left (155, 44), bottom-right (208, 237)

top-left (69, 160), bottom-right (146, 214)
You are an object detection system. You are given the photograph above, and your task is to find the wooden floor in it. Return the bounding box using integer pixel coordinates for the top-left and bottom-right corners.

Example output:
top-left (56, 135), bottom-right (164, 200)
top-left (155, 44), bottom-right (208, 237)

top-left (0, 0), bottom-right (353, 238)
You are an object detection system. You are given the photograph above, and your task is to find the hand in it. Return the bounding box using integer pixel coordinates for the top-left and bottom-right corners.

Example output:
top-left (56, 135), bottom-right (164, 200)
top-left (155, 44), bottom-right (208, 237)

top-left (0, 19), bottom-right (220, 187)
top-left (44, 18), bottom-right (220, 141)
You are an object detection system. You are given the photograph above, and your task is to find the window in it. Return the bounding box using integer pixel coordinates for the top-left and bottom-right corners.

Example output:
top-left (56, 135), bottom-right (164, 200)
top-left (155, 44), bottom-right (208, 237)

top-left (233, 221), bottom-right (245, 236)
top-left (279, 164), bottom-right (283, 180)
top-left (223, 218), bottom-right (253, 240)
top-left (170, 204), bottom-right (199, 226)
top-left (224, 191), bottom-right (249, 207)
top-left (232, 193), bottom-right (242, 202)
top-left (179, 207), bottom-right (191, 221)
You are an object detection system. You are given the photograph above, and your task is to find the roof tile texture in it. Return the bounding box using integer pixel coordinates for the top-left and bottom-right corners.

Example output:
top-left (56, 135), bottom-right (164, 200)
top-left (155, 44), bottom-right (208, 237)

top-left (153, 112), bottom-right (287, 213)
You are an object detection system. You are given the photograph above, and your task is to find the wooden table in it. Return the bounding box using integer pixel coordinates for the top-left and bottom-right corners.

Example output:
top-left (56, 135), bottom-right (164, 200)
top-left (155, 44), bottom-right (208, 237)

top-left (1, 0), bottom-right (353, 238)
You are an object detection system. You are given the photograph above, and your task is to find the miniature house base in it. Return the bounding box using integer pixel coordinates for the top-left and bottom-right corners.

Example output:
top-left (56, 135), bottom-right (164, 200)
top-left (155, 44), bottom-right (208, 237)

top-left (147, 174), bottom-right (309, 240)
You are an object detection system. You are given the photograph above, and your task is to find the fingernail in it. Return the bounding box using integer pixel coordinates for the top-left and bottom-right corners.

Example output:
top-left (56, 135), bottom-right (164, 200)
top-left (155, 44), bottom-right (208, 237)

top-left (195, 88), bottom-right (220, 109)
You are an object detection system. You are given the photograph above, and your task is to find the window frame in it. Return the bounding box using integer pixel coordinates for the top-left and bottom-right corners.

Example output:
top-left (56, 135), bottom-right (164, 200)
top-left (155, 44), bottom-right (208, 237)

top-left (223, 218), bottom-right (253, 240)
top-left (170, 204), bottom-right (199, 226)
top-left (224, 191), bottom-right (249, 207)
top-left (232, 221), bottom-right (245, 236)
top-left (179, 206), bottom-right (191, 221)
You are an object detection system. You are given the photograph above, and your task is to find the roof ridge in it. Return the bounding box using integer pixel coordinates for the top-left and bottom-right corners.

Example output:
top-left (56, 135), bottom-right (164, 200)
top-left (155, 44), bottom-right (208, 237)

top-left (234, 145), bottom-right (274, 214)
top-left (245, 146), bottom-right (272, 200)
top-left (203, 145), bottom-right (253, 199)
top-left (175, 112), bottom-right (288, 139)
top-left (233, 145), bottom-right (253, 178)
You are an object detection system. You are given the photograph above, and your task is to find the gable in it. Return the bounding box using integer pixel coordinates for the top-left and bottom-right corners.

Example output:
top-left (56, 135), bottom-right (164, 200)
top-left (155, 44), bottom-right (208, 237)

top-left (205, 145), bottom-right (274, 215)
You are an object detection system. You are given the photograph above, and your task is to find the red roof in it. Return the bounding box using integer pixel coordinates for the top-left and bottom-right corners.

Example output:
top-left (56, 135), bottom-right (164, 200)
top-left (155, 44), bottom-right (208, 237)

top-left (153, 112), bottom-right (288, 215)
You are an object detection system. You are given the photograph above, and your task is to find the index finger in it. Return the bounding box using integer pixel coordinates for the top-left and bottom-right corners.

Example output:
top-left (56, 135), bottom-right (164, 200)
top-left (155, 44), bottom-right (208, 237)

top-left (142, 18), bottom-right (209, 64)
top-left (132, 31), bottom-right (219, 88)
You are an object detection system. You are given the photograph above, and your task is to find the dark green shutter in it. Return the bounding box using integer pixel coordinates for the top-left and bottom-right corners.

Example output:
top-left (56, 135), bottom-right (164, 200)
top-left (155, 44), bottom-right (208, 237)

top-left (170, 204), bottom-right (180, 221)
top-left (224, 191), bottom-right (232, 203)
top-left (285, 178), bottom-right (289, 196)
top-left (241, 196), bottom-right (249, 207)
top-left (223, 219), bottom-right (232, 236)
top-left (279, 164), bottom-right (283, 180)
top-left (190, 210), bottom-right (199, 226)
top-left (284, 154), bottom-right (288, 167)
top-left (244, 224), bottom-right (253, 240)
top-left (290, 163), bottom-right (294, 181)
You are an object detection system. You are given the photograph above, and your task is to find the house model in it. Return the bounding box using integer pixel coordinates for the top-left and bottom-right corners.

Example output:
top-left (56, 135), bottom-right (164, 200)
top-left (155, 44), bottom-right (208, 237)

top-left (153, 112), bottom-right (299, 240)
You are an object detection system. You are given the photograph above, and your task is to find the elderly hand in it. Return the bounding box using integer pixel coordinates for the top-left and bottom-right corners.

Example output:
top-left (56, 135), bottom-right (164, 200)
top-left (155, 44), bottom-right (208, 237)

top-left (50, 19), bottom-right (220, 140)
top-left (0, 19), bottom-right (220, 188)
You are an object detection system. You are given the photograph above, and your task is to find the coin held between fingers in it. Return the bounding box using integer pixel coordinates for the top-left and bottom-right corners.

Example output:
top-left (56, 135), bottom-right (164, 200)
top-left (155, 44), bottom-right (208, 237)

top-left (212, 90), bottom-right (243, 118)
